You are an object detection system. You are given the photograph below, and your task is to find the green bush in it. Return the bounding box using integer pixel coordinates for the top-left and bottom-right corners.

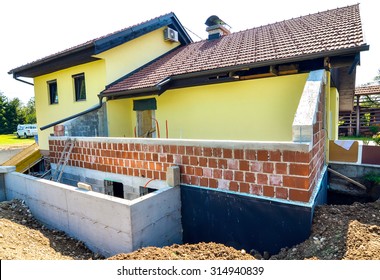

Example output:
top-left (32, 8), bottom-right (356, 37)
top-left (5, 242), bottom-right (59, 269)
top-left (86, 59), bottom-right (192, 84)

top-left (373, 132), bottom-right (380, 146)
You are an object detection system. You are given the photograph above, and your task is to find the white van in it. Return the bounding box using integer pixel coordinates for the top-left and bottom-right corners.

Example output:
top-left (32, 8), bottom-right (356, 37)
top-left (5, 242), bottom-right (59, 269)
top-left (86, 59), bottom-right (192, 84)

top-left (17, 124), bottom-right (37, 138)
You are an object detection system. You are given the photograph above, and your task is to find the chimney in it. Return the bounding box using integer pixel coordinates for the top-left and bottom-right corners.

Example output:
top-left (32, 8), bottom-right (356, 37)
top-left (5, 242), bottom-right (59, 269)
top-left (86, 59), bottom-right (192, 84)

top-left (205, 15), bottom-right (231, 40)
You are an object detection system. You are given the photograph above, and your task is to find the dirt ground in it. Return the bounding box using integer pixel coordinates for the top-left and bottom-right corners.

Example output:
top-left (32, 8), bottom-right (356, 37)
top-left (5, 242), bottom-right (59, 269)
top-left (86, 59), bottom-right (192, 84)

top-left (1, 199), bottom-right (379, 260)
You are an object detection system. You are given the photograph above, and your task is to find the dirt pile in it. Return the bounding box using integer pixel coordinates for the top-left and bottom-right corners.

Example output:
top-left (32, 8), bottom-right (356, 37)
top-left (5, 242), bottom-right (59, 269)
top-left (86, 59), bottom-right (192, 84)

top-left (1, 199), bottom-right (379, 260)
top-left (108, 242), bottom-right (255, 260)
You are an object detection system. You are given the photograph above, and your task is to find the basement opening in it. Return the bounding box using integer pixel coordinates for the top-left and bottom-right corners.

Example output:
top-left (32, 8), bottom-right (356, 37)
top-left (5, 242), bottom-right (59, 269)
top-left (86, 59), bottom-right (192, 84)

top-left (104, 180), bottom-right (124, 199)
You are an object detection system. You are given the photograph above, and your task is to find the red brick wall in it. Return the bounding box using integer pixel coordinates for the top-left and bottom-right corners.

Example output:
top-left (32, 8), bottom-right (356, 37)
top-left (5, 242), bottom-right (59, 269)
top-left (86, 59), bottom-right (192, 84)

top-left (49, 118), bottom-right (326, 204)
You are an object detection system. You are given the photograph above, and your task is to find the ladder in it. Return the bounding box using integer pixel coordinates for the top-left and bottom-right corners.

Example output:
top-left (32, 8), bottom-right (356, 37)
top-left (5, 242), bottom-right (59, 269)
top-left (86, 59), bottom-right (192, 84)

top-left (52, 138), bottom-right (75, 182)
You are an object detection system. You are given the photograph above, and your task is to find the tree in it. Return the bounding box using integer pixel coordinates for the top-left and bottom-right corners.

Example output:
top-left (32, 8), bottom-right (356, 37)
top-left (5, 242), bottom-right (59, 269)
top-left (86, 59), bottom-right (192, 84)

top-left (24, 97), bottom-right (36, 124)
top-left (374, 69), bottom-right (380, 84)
top-left (0, 92), bottom-right (36, 134)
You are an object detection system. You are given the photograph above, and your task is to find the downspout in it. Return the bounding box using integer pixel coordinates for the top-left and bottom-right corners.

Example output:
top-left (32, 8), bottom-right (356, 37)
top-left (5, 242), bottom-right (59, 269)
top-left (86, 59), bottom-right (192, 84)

top-left (40, 96), bottom-right (105, 131)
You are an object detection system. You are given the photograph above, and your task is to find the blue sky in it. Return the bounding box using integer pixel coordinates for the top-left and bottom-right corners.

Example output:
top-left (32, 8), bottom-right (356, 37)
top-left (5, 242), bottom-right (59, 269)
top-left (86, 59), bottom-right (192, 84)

top-left (1, 0), bottom-right (378, 104)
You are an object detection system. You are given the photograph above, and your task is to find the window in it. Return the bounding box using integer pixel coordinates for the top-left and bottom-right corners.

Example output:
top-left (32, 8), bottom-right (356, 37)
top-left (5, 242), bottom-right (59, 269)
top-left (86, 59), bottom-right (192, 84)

top-left (73, 73), bottom-right (86, 101)
top-left (47, 80), bottom-right (58, 104)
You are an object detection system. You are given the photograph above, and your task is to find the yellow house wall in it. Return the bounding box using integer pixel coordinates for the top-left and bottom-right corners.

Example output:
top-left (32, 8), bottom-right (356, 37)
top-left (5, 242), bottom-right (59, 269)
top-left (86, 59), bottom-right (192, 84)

top-left (107, 99), bottom-right (133, 137)
top-left (108, 73), bottom-right (308, 141)
top-left (329, 87), bottom-right (339, 140)
top-left (94, 27), bottom-right (180, 85)
top-left (34, 61), bottom-right (106, 150)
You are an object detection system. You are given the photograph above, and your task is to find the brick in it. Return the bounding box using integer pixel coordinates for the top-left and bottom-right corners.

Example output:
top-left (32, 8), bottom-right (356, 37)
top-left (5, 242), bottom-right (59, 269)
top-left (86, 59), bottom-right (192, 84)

top-left (239, 160), bottom-right (250, 171)
top-left (257, 174), bottom-right (268, 185)
top-left (186, 166), bottom-right (194, 175)
top-left (289, 189), bottom-right (311, 203)
top-left (203, 147), bottom-right (212, 157)
top-left (283, 151), bottom-right (295, 162)
top-left (167, 154), bottom-right (174, 163)
top-left (163, 145), bottom-right (170, 153)
top-left (234, 149), bottom-right (244, 159)
top-left (229, 181), bottom-right (239, 192)
top-left (209, 178), bottom-right (218, 189)
top-left (223, 149), bottom-right (233, 158)
top-left (213, 169), bottom-right (222, 179)
top-left (275, 163), bottom-right (288, 174)
top-left (245, 149), bottom-right (256, 160)
top-left (234, 171), bottom-right (244, 181)
top-left (190, 176), bottom-right (199, 185)
top-left (194, 167), bottom-right (203, 176)
top-left (200, 177), bottom-right (209, 187)
top-left (275, 187), bottom-right (288, 199)
top-left (218, 179), bottom-right (229, 190)
top-left (181, 174), bottom-right (191, 184)
top-left (208, 158), bottom-right (218, 168)
top-left (190, 156), bottom-right (198, 165)
top-left (169, 145), bottom-right (178, 154)
top-left (295, 152), bottom-right (311, 163)
top-left (269, 175), bottom-right (282, 186)
top-left (193, 147), bottom-right (202, 156)
top-left (263, 186), bottom-right (275, 197)
top-left (223, 170), bottom-right (233, 180)
top-left (283, 176), bottom-right (296, 188)
top-left (257, 150), bottom-right (269, 161)
top-left (294, 177), bottom-right (310, 189)
top-left (245, 172), bottom-right (256, 183)
top-left (251, 162), bottom-right (262, 172)
top-left (263, 162), bottom-right (274, 173)
top-left (251, 184), bottom-right (263, 195)
top-left (218, 159), bottom-right (227, 169)
top-left (178, 146), bottom-right (185, 155)
top-left (155, 162), bottom-right (163, 171)
top-left (159, 154), bottom-right (167, 162)
top-left (240, 182), bottom-right (250, 193)
top-left (227, 159), bottom-right (239, 170)
top-left (186, 146), bottom-right (194, 155)
top-left (203, 167), bottom-right (213, 177)
top-left (182, 155), bottom-right (189, 164)
top-left (212, 148), bottom-right (223, 157)
top-left (269, 150), bottom-right (281, 161)
top-left (152, 153), bottom-right (159, 161)
top-left (289, 163), bottom-right (310, 176)
top-left (199, 157), bottom-right (208, 167)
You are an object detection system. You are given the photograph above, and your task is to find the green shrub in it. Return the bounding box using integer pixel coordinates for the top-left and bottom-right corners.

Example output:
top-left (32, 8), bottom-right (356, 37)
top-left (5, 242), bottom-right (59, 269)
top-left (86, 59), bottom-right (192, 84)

top-left (373, 132), bottom-right (380, 146)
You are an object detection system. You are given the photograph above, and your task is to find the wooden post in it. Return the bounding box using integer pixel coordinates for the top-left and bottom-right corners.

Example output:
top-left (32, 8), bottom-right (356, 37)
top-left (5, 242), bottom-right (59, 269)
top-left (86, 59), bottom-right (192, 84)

top-left (356, 95), bottom-right (360, 136)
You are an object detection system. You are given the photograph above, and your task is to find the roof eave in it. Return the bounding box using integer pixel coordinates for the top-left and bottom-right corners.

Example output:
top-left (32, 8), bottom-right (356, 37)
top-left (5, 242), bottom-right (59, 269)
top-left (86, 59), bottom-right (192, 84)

top-left (99, 44), bottom-right (370, 99)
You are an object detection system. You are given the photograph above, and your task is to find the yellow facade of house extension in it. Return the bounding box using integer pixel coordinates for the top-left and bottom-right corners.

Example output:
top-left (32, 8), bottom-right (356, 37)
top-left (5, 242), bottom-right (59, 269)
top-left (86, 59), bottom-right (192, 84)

top-left (33, 27), bottom-right (180, 150)
top-left (108, 73), bottom-right (310, 141)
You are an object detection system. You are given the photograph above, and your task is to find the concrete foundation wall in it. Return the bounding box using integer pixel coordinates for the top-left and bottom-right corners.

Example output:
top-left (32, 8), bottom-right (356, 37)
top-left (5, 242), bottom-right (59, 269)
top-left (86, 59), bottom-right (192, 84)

top-left (2, 170), bottom-right (181, 257)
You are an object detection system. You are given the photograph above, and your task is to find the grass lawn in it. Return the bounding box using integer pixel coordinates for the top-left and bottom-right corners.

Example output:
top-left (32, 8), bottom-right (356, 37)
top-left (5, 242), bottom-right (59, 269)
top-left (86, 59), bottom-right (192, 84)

top-left (339, 135), bottom-right (374, 142)
top-left (0, 134), bottom-right (36, 147)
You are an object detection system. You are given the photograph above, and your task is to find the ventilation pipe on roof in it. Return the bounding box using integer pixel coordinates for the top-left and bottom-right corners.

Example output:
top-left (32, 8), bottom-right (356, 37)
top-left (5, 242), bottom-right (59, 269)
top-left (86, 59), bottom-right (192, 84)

top-left (205, 15), bottom-right (231, 40)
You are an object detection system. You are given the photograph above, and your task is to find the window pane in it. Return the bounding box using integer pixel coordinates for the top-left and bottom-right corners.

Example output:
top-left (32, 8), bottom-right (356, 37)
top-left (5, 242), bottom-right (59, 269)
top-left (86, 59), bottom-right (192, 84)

top-left (74, 74), bottom-right (86, 101)
top-left (48, 80), bottom-right (58, 104)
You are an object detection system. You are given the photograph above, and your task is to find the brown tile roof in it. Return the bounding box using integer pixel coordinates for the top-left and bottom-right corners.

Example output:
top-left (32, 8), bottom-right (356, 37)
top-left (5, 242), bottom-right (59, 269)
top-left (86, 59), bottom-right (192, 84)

top-left (103, 4), bottom-right (367, 95)
top-left (355, 85), bottom-right (380, 95)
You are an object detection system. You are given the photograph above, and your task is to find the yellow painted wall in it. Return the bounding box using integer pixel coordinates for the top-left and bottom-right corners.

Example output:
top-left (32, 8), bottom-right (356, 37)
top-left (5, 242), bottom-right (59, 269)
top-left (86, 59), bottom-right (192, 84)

top-left (330, 87), bottom-right (339, 140)
top-left (107, 99), bottom-right (133, 137)
top-left (94, 27), bottom-right (180, 84)
top-left (108, 74), bottom-right (309, 141)
top-left (34, 60), bottom-right (106, 150)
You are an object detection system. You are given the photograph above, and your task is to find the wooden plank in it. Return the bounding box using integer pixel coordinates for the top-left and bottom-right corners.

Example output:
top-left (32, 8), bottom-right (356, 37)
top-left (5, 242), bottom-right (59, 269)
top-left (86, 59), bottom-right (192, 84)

top-left (328, 167), bottom-right (367, 190)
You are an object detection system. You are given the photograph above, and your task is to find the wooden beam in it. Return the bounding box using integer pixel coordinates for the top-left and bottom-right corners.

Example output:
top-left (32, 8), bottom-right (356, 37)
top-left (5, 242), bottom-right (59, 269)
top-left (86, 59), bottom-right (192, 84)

top-left (328, 167), bottom-right (367, 190)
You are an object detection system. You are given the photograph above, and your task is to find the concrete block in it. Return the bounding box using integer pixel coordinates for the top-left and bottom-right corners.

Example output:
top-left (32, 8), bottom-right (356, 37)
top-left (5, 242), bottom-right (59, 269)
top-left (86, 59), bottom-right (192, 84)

top-left (166, 165), bottom-right (180, 187)
top-left (77, 182), bottom-right (92, 191)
